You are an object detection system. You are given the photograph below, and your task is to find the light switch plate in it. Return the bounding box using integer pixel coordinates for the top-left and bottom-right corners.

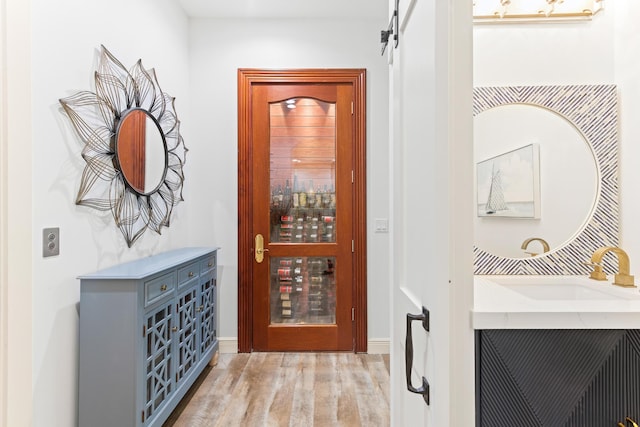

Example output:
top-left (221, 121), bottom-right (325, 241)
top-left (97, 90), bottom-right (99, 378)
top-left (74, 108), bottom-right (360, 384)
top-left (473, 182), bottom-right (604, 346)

top-left (375, 218), bottom-right (389, 233)
top-left (43, 227), bottom-right (60, 257)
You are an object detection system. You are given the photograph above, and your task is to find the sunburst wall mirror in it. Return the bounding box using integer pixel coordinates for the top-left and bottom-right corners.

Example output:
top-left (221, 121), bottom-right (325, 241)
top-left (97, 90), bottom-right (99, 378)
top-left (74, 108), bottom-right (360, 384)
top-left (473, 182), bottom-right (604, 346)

top-left (60, 45), bottom-right (187, 247)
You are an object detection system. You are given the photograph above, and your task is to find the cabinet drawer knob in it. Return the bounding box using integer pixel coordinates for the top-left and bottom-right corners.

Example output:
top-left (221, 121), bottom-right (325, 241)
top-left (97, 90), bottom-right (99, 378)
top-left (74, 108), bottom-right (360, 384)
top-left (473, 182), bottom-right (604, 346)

top-left (171, 326), bottom-right (178, 332)
top-left (160, 284), bottom-right (167, 291)
top-left (208, 262), bottom-right (213, 267)
top-left (188, 272), bottom-right (194, 277)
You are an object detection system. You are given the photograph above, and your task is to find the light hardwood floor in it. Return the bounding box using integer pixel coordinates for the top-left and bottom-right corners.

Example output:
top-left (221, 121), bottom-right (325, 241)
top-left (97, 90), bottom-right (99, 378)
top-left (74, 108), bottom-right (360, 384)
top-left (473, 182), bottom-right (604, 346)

top-left (164, 352), bottom-right (390, 427)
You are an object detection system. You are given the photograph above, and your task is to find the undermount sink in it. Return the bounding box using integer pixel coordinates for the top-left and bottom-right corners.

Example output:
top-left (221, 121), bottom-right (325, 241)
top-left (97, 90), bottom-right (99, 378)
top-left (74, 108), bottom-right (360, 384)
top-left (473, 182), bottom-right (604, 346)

top-left (484, 275), bottom-right (637, 301)
top-left (502, 283), bottom-right (618, 300)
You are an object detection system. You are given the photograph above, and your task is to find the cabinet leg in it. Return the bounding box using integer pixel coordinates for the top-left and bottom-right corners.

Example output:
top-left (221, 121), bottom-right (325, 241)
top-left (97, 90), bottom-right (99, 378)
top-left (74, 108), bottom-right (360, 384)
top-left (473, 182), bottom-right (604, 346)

top-left (209, 351), bottom-right (219, 367)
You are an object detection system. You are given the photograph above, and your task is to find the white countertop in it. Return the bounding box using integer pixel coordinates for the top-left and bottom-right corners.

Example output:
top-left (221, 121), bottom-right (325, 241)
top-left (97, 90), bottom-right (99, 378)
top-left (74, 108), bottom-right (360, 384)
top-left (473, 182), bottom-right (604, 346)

top-left (473, 275), bottom-right (640, 329)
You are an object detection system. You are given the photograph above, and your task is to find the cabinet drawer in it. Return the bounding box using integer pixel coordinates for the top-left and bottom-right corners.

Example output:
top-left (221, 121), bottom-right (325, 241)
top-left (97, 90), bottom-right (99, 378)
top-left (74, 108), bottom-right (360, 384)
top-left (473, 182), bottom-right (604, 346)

top-left (201, 253), bottom-right (217, 273)
top-left (144, 272), bottom-right (176, 306)
top-left (178, 261), bottom-right (199, 287)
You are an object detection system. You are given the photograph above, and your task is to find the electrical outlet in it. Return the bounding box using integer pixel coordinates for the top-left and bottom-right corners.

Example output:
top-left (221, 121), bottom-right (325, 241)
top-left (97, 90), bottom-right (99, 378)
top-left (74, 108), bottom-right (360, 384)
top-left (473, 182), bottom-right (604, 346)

top-left (43, 227), bottom-right (60, 257)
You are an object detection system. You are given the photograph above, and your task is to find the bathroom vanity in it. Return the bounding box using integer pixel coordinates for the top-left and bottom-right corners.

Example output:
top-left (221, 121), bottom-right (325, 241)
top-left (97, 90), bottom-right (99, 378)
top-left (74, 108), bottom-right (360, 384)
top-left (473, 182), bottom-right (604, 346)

top-left (77, 247), bottom-right (219, 427)
top-left (470, 83), bottom-right (635, 425)
top-left (474, 276), bottom-right (640, 427)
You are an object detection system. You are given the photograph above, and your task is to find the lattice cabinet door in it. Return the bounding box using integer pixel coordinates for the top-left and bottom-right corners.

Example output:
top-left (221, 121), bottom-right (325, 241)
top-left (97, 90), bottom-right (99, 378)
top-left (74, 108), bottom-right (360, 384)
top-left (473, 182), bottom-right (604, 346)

top-left (175, 286), bottom-right (199, 387)
top-left (143, 300), bottom-right (175, 423)
top-left (199, 270), bottom-right (217, 357)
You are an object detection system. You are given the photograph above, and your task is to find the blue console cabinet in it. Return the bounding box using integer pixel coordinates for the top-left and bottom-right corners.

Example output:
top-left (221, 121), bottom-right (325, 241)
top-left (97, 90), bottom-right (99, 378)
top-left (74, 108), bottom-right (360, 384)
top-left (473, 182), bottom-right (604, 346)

top-left (78, 247), bottom-right (219, 427)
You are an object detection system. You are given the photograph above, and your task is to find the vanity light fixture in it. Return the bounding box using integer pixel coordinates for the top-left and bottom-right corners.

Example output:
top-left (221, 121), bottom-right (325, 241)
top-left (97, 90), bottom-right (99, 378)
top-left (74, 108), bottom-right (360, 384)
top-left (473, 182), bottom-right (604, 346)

top-left (473, 0), bottom-right (604, 23)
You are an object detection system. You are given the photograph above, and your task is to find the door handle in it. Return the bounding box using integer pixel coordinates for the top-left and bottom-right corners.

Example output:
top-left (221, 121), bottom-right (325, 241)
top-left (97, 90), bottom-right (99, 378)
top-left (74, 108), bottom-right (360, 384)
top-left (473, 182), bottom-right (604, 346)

top-left (405, 306), bottom-right (430, 405)
top-left (254, 234), bottom-right (269, 263)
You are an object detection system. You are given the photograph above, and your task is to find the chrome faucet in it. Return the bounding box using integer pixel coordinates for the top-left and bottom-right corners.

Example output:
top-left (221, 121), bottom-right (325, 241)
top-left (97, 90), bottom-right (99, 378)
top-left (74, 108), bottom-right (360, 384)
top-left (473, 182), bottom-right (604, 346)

top-left (588, 246), bottom-right (636, 288)
top-left (521, 237), bottom-right (550, 257)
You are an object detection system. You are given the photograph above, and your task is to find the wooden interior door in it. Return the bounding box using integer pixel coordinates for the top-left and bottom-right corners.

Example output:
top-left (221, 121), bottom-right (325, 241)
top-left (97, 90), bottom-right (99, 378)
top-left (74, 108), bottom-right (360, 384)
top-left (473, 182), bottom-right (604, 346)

top-left (238, 69), bottom-right (367, 352)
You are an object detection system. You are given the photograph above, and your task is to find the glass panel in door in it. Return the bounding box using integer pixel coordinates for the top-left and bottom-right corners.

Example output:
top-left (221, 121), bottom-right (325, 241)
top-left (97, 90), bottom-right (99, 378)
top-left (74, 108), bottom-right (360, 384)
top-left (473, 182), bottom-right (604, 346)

top-left (269, 98), bottom-right (337, 325)
top-left (269, 256), bottom-right (336, 324)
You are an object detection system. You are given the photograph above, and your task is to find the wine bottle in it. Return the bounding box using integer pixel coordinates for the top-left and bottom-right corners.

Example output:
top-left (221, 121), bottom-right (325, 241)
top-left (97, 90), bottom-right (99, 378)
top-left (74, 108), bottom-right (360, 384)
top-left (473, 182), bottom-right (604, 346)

top-left (329, 185), bottom-right (336, 209)
top-left (307, 181), bottom-right (315, 208)
top-left (272, 184), bottom-right (280, 207)
top-left (322, 184), bottom-right (331, 208)
top-left (292, 175), bottom-right (299, 208)
top-left (284, 179), bottom-right (291, 206)
top-left (299, 182), bottom-right (307, 208)
top-left (315, 185), bottom-right (322, 208)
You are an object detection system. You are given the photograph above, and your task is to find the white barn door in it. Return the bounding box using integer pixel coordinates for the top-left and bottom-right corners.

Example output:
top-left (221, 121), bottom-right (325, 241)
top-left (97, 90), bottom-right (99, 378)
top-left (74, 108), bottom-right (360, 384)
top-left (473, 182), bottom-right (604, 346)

top-left (388, 0), bottom-right (475, 425)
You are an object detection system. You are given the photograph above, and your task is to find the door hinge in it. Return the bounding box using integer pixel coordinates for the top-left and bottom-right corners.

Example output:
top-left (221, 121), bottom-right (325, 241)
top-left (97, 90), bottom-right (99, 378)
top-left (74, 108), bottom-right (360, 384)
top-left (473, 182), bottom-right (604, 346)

top-left (352, 240), bottom-right (355, 253)
top-left (351, 101), bottom-right (354, 115)
top-left (352, 307), bottom-right (355, 321)
top-left (142, 325), bottom-right (146, 337)
top-left (141, 410), bottom-right (145, 423)
top-left (351, 170), bottom-right (354, 183)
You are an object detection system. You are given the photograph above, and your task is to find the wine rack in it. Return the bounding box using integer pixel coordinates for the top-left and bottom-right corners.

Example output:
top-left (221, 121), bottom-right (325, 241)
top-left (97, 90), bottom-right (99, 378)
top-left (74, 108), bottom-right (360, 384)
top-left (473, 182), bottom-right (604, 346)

top-left (270, 256), bottom-right (336, 324)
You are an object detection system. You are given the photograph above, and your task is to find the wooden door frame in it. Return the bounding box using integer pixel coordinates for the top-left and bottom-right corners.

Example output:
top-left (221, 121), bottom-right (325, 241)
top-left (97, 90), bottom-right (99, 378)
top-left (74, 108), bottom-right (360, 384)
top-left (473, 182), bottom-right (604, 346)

top-left (237, 68), bottom-right (367, 353)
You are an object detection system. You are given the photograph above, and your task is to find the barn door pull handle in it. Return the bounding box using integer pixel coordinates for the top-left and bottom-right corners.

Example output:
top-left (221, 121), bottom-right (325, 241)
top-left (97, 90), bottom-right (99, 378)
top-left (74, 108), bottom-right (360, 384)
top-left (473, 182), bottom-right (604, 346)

top-left (405, 306), bottom-right (430, 405)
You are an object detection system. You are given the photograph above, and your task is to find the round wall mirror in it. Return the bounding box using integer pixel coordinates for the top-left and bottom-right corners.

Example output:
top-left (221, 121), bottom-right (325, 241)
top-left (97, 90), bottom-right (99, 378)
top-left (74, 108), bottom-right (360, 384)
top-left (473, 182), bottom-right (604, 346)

top-left (116, 109), bottom-right (167, 195)
top-left (472, 85), bottom-right (618, 276)
top-left (474, 104), bottom-right (598, 259)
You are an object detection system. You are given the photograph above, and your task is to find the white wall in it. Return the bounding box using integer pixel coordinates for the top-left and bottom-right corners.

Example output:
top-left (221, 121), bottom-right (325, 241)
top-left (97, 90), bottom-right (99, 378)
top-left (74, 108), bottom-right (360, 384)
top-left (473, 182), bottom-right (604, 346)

top-left (474, 3), bottom-right (640, 272)
top-left (613, 1), bottom-right (640, 279)
top-left (187, 16), bottom-right (390, 342)
top-left (30, 1), bottom-right (190, 425)
top-left (3, 1), bottom-right (33, 425)
top-left (21, 7), bottom-right (389, 426)
top-left (474, 10), bottom-right (615, 86)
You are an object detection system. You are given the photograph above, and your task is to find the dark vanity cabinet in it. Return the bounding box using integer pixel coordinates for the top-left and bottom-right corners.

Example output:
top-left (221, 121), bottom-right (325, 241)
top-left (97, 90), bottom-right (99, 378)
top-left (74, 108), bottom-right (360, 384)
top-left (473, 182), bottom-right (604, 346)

top-left (78, 247), bottom-right (219, 427)
top-left (475, 329), bottom-right (640, 427)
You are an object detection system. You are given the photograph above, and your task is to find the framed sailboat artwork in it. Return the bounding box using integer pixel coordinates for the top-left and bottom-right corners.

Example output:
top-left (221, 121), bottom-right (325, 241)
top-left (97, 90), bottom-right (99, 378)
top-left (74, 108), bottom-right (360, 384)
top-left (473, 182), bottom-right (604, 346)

top-left (476, 143), bottom-right (541, 218)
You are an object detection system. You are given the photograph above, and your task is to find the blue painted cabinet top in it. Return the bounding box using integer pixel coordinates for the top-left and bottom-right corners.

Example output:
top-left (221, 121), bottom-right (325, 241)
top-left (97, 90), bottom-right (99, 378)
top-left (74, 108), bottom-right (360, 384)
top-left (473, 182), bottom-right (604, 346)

top-left (78, 247), bottom-right (219, 280)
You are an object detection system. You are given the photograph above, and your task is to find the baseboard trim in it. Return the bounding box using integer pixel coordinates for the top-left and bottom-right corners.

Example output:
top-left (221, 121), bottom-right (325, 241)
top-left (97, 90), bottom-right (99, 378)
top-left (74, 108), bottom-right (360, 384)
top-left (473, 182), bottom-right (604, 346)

top-left (217, 338), bottom-right (390, 354)
top-left (367, 339), bottom-right (390, 354)
top-left (218, 338), bottom-right (238, 354)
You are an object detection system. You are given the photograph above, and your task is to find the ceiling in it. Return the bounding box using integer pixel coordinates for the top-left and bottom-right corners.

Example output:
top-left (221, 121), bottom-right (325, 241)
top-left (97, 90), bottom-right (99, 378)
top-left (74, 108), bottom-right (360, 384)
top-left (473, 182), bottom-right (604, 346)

top-left (176, 0), bottom-right (387, 19)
